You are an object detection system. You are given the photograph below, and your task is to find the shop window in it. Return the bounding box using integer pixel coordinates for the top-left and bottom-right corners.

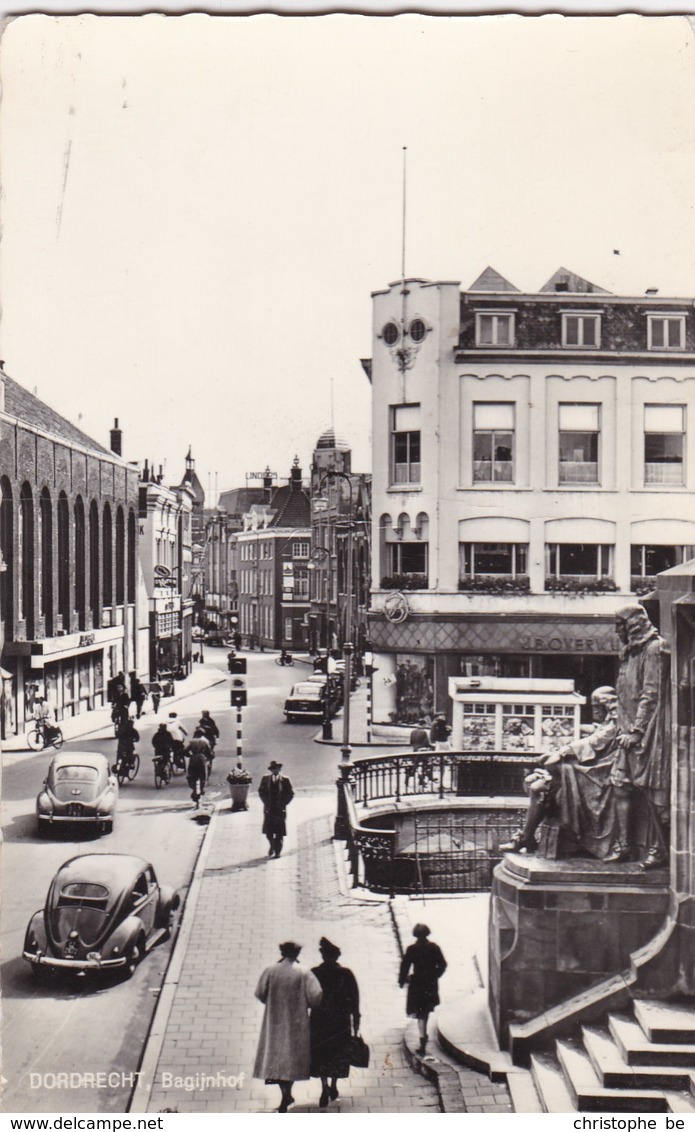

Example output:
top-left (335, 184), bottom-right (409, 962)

top-left (502, 704), bottom-right (536, 752)
top-left (473, 403), bottom-right (514, 483)
top-left (475, 312), bottom-right (514, 347)
top-left (644, 404), bottom-right (685, 486)
top-left (630, 544), bottom-right (695, 591)
top-left (559, 403), bottom-right (600, 484)
top-left (40, 489), bottom-right (53, 635)
top-left (648, 315), bottom-right (685, 350)
top-left (394, 654), bottom-right (434, 725)
top-left (562, 313), bottom-right (600, 348)
top-left (1, 477), bottom-right (13, 633)
top-left (115, 507), bottom-right (125, 606)
top-left (391, 403), bottom-right (421, 485)
top-left (463, 702), bottom-right (496, 750)
top-left (72, 497), bottom-right (85, 631)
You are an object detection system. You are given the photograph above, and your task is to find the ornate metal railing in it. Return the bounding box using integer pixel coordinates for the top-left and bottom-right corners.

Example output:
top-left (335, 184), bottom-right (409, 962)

top-left (343, 750), bottom-right (530, 894)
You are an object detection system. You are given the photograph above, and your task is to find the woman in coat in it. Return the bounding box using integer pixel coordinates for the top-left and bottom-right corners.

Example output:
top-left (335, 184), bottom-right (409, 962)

top-left (398, 923), bottom-right (447, 1054)
top-left (310, 937), bottom-right (360, 1107)
top-left (254, 941), bottom-right (322, 1112)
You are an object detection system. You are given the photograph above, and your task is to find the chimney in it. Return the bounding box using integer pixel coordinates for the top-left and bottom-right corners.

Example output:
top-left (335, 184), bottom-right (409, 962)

top-left (110, 418), bottom-right (122, 456)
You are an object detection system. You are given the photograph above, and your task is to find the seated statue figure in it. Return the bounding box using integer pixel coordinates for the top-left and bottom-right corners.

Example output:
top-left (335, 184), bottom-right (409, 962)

top-left (501, 686), bottom-right (621, 860)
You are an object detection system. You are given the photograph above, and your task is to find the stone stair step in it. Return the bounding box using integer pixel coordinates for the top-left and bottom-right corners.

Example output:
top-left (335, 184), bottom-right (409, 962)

top-left (506, 1069), bottom-right (543, 1113)
top-left (633, 1000), bottom-right (695, 1045)
top-left (583, 1025), bottom-right (695, 1090)
top-left (556, 1038), bottom-right (669, 1112)
top-left (530, 1052), bottom-right (577, 1113)
top-left (664, 1091), bottom-right (695, 1114)
top-left (609, 1012), bottom-right (695, 1068)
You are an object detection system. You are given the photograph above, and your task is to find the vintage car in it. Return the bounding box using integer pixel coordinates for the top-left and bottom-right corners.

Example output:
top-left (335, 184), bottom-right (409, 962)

top-left (36, 752), bottom-right (118, 837)
top-left (283, 681), bottom-right (326, 723)
top-left (23, 854), bottom-right (180, 979)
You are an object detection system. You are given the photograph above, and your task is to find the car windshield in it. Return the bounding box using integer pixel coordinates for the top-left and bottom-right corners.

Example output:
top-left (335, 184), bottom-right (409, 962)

top-left (51, 883), bottom-right (110, 944)
top-left (54, 766), bottom-right (99, 783)
top-left (291, 684), bottom-right (322, 699)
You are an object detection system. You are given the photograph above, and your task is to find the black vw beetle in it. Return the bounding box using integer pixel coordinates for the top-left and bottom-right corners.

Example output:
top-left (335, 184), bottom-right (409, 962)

top-left (23, 854), bottom-right (180, 980)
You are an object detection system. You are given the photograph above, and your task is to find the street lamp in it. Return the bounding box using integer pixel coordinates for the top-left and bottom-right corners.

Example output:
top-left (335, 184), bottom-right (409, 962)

top-left (315, 470), bottom-right (358, 840)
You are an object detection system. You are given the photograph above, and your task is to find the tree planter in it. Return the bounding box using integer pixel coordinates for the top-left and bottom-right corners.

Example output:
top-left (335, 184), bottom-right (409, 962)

top-left (229, 782), bottom-right (250, 811)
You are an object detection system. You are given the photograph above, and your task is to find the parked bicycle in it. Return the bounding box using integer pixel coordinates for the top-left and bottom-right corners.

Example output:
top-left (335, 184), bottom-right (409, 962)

top-left (27, 721), bottom-right (64, 752)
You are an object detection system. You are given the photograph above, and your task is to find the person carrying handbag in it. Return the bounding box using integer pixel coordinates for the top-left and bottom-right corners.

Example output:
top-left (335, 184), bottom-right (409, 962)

top-left (309, 937), bottom-right (363, 1107)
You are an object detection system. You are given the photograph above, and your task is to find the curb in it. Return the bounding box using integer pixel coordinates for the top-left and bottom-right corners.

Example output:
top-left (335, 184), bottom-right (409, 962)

top-left (3, 674), bottom-right (227, 755)
top-left (127, 801), bottom-right (221, 1113)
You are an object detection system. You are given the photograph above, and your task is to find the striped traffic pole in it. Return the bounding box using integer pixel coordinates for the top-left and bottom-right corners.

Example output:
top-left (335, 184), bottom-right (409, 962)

top-left (236, 707), bottom-right (243, 761)
top-left (366, 671), bottom-right (372, 744)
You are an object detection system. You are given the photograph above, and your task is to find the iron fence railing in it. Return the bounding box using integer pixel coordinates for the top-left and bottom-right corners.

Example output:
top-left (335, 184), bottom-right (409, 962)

top-left (343, 750), bottom-right (530, 895)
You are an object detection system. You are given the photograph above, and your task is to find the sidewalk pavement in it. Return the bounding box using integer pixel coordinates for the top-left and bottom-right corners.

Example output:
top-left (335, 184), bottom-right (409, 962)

top-left (132, 790), bottom-right (442, 1114)
top-left (2, 664), bottom-right (226, 753)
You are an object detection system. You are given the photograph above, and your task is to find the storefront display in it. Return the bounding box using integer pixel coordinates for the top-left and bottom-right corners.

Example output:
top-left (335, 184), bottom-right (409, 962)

top-left (449, 676), bottom-right (585, 754)
top-left (394, 654), bottom-right (434, 724)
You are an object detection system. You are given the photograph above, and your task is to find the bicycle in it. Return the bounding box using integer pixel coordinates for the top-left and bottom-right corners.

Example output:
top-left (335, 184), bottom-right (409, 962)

top-left (114, 749), bottom-right (140, 786)
top-left (27, 723), bottom-right (64, 752)
top-left (275, 654), bottom-right (294, 667)
top-left (189, 775), bottom-right (205, 809)
top-left (153, 751), bottom-right (172, 788)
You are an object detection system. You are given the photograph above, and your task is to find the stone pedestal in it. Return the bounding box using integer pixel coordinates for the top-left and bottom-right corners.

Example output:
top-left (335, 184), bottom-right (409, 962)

top-left (489, 854), bottom-right (669, 1048)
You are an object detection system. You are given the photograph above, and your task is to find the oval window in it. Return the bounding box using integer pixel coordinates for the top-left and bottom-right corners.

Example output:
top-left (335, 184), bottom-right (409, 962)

top-left (409, 319), bottom-right (426, 343)
top-left (382, 322), bottom-right (400, 346)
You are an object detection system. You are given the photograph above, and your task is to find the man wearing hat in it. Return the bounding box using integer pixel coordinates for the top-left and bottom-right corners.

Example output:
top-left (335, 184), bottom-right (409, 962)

top-left (258, 761), bottom-right (295, 858)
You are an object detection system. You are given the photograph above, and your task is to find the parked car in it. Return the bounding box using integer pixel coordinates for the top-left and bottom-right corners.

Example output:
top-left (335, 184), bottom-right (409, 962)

top-left (23, 854), bottom-right (180, 980)
top-left (204, 631), bottom-right (226, 647)
top-left (192, 626), bottom-right (205, 641)
top-left (36, 753), bottom-right (118, 837)
top-left (284, 681), bottom-right (326, 723)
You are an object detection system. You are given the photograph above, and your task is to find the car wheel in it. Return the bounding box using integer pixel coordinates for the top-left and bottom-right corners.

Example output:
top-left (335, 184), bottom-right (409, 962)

top-left (286, 715), bottom-right (293, 724)
top-left (162, 900), bottom-right (179, 941)
top-left (102, 820), bottom-right (114, 835)
top-left (124, 935), bottom-right (144, 979)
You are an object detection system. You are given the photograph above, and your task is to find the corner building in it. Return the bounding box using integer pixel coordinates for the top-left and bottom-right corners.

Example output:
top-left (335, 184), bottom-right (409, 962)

top-left (368, 268), bottom-right (695, 725)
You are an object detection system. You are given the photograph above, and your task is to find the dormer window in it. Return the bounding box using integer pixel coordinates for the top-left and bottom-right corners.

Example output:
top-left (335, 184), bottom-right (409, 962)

top-left (475, 312), bottom-right (515, 347)
top-left (648, 315), bottom-right (685, 351)
top-left (562, 313), bottom-right (600, 348)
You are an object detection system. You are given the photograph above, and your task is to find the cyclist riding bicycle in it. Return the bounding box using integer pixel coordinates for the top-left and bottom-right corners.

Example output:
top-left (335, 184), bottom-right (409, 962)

top-left (279, 648), bottom-right (293, 666)
top-left (186, 740), bottom-right (208, 803)
top-left (166, 712), bottom-right (188, 769)
top-left (116, 718), bottom-right (139, 770)
top-left (152, 722), bottom-right (173, 765)
top-left (197, 711), bottom-right (219, 750)
top-left (189, 729), bottom-right (214, 779)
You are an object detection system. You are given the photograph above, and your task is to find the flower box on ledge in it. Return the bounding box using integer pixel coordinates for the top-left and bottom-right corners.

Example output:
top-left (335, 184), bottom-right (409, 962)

top-left (380, 574), bottom-right (429, 591)
top-left (545, 576), bottom-right (619, 595)
top-left (631, 576), bottom-right (657, 597)
top-left (458, 575), bottom-right (530, 595)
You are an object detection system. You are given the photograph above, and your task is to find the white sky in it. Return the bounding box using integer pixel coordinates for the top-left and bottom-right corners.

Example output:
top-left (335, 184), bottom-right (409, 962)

top-left (2, 14), bottom-right (694, 499)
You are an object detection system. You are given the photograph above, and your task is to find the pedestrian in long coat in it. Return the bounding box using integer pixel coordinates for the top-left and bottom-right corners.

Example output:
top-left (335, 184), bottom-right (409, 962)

top-left (399, 923), bottom-right (447, 1054)
top-left (254, 942), bottom-right (323, 1112)
top-left (310, 937), bottom-right (360, 1107)
top-left (258, 761), bottom-right (294, 858)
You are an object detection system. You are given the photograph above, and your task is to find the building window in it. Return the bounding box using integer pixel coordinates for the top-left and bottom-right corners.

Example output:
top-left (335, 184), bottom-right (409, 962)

top-left (292, 541), bottom-right (309, 558)
top-left (74, 497), bottom-right (86, 631)
top-left (20, 483), bottom-right (35, 636)
top-left (460, 543), bottom-right (528, 578)
top-left (40, 488), bottom-right (53, 635)
top-left (475, 312), bottom-right (514, 347)
top-left (631, 544), bottom-right (695, 577)
top-left (127, 509), bottom-right (136, 604)
top-left (559, 403), bottom-right (600, 484)
top-left (386, 541), bottom-right (428, 587)
top-left (648, 315), bottom-right (685, 350)
top-left (473, 403), bottom-right (514, 483)
top-left (295, 568), bottom-right (309, 599)
top-left (644, 404), bottom-right (685, 485)
top-left (546, 543), bottom-right (612, 579)
top-left (115, 507), bottom-right (125, 605)
top-left (409, 318), bottom-right (426, 343)
top-left (103, 504), bottom-right (113, 608)
top-left (391, 403), bottom-right (421, 485)
top-left (89, 501), bottom-right (100, 625)
top-left (383, 321), bottom-right (400, 345)
top-left (562, 313), bottom-right (600, 348)
top-left (1, 478), bottom-right (13, 633)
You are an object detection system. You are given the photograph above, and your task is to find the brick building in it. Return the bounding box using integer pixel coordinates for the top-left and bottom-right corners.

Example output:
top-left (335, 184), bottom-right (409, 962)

top-left (0, 373), bottom-right (140, 735)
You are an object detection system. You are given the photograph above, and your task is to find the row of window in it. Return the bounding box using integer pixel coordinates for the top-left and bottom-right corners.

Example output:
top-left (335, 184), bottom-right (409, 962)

top-left (392, 402), bottom-right (687, 487)
top-left (239, 540), bottom-right (310, 561)
top-left (381, 542), bottom-right (694, 586)
top-left (238, 568), bottom-right (309, 598)
top-left (473, 312), bottom-right (687, 351)
top-left (0, 478), bottom-right (136, 639)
